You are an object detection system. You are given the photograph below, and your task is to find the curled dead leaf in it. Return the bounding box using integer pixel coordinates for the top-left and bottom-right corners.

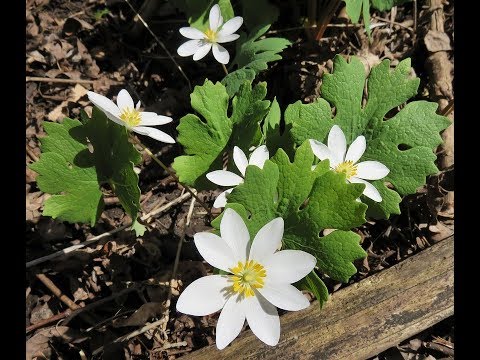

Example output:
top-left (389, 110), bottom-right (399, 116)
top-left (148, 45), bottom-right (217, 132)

top-left (26, 326), bottom-right (86, 360)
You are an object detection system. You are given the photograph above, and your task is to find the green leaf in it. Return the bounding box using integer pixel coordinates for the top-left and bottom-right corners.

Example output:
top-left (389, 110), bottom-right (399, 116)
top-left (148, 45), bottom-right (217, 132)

top-left (131, 220), bottom-right (147, 237)
top-left (296, 271), bottom-right (329, 308)
top-left (222, 68), bottom-right (256, 99)
top-left (173, 80), bottom-right (270, 188)
top-left (371, 0), bottom-right (412, 11)
top-left (288, 56), bottom-right (450, 218)
top-left (213, 141), bottom-right (367, 283)
top-left (262, 97), bottom-right (294, 158)
top-left (222, 25), bottom-right (291, 97)
top-left (30, 118), bottom-right (102, 226)
top-left (344, 0), bottom-right (371, 37)
top-left (345, 0), bottom-right (364, 23)
top-left (171, 0), bottom-right (233, 31)
top-left (30, 110), bottom-right (143, 232)
top-left (241, 0), bottom-right (279, 30)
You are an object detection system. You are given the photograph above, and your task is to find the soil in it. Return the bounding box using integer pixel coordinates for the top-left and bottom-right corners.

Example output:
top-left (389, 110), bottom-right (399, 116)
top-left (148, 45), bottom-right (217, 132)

top-left (26, 0), bottom-right (454, 359)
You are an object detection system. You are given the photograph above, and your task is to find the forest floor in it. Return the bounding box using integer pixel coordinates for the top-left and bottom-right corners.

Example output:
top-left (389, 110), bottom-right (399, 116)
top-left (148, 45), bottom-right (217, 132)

top-left (26, 0), bottom-right (454, 359)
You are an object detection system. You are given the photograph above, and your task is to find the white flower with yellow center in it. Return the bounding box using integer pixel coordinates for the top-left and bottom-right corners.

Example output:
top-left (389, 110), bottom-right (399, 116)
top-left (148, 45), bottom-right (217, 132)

top-left (177, 4), bottom-right (243, 64)
top-left (206, 145), bottom-right (269, 208)
top-left (87, 89), bottom-right (175, 144)
top-left (309, 125), bottom-right (390, 202)
top-left (176, 209), bottom-right (316, 349)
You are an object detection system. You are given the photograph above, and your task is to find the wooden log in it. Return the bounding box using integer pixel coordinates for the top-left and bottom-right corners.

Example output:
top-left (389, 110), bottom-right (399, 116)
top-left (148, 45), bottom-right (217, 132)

top-left (182, 236), bottom-right (453, 360)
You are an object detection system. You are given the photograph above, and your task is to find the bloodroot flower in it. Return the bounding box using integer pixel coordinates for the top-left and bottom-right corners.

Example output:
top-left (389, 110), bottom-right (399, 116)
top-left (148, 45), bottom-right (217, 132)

top-left (309, 125), bottom-right (389, 202)
top-left (87, 89), bottom-right (175, 144)
top-left (177, 4), bottom-right (243, 64)
top-left (176, 209), bottom-right (316, 349)
top-left (206, 145), bottom-right (269, 208)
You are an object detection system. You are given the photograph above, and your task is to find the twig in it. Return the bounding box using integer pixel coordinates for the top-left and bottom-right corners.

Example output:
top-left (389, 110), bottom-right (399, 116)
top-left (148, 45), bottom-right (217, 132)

top-left (439, 99), bottom-right (454, 116)
top-left (152, 341), bottom-right (188, 352)
top-left (26, 309), bottom-right (71, 333)
top-left (26, 222), bottom-right (131, 268)
top-left (162, 195), bottom-right (196, 330)
top-left (144, 192), bottom-right (191, 221)
top-left (371, 16), bottom-right (414, 32)
top-left (267, 24), bottom-right (356, 35)
top-left (26, 190), bottom-right (193, 268)
top-left (423, 341), bottom-right (454, 356)
top-left (123, 0), bottom-right (191, 91)
top-left (63, 286), bottom-right (141, 326)
top-left (130, 135), bottom-right (210, 215)
top-left (26, 76), bottom-right (96, 85)
top-left (36, 274), bottom-right (80, 310)
top-left (26, 146), bottom-right (39, 163)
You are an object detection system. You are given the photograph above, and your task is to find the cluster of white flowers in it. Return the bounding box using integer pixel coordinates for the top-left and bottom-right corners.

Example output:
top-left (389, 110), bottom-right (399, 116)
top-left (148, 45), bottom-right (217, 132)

top-left (85, 3), bottom-right (391, 352)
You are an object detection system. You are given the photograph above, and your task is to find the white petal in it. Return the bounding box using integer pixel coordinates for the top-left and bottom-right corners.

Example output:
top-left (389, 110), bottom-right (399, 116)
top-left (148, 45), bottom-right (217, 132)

top-left (216, 33), bottom-right (240, 43)
top-left (179, 27), bottom-right (206, 40)
top-left (177, 40), bottom-right (202, 57)
top-left (194, 232), bottom-right (236, 272)
top-left (216, 296), bottom-right (245, 350)
top-left (87, 91), bottom-right (122, 123)
top-left (233, 146), bottom-right (248, 177)
top-left (136, 100), bottom-right (141, 110)
top-left (193, 42), bottom-right (212, 61)
top-left (263, 250), bottom-right (316, 284)
top-left (139, 113), bottom-right (173, 126)
top-left (176, 275), bottom-right (229, 316)
top-left (244, 292), bottom-right (280, 346)
top-left (209, 4), bottom-right (223, 31)
top-left (248, 145), bottom-right (269, 169)
top-left (213, 188), bottom-right (234, 208)
top-left (116, 89), bottom-right (134, 111)
top-left (206, 170), bottom-right (243, 187)
top-left (309, 139), bottom-right (337, 167)
top-left (345, 135), bottom-right (366, 163)
top-left (249, 218), bottom-right (284, 263)
top-left (355, 161), bottom-right (390, 180)
top-left (218, 16), bottom-right (243, 36)
top-left (212, 43), bottom-right (229, 64)
top-left (221, 208), bottom-right (250, 262)
top-left (350, 177), bottom-right (382, 202)
top-left (133, 126), bottom-right (175, 144)
top-left (328, 125), bottom-right (347, 164)
top-left (259, 282), bottom-right (310, 311)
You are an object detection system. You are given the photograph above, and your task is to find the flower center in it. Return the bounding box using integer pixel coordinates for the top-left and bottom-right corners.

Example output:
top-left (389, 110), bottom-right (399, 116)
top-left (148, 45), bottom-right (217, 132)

top-left (230, 260), bottom-right (266, 298)
top-left (204, 28), bottom-right (217, 43)
top-left (335, 161), bottom-right (358, 179)
top-left (119, 108), bottom-right (141, 127)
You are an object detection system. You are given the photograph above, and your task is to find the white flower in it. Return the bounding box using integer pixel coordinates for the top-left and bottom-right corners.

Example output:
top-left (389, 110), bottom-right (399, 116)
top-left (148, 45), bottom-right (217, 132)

top-left (87, 89), bottom-right (175, 144)
top-left (176, 209), bottom-right (316, 349)
top-left (309, 125), bottom-right (390, 202)
top-left (207, 145), bottom-right (269, 208)
top-left (177, 4), bottom-right (243, 64)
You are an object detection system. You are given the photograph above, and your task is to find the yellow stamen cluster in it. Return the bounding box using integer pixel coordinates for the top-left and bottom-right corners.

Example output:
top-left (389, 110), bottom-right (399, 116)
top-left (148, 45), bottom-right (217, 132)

top-left (204, 28), bottom-right (217, 43)
top-left (230, 260), bottom-right (266, 298)
top-left (119, 108), bottom-right (141, 127)
top-left (335, 160), bottom-right (358, 179)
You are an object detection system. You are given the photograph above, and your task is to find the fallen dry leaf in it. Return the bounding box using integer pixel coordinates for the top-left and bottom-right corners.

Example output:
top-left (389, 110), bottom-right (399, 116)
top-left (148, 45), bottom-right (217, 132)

top-left (424, 30), bottom-right (452, 52)
top-left (26, 326), bottom-right (84, 360)
top-left (112, 302), bottom-right (166, 327)
top-left (47, 84), bottom-right (88, 121)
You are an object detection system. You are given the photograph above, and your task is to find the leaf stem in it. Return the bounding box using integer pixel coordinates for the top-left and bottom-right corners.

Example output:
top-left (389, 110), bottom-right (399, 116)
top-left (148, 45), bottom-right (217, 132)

top-left (221, 63), bottom-right (229, 76)
top-left (130, 135), bottom-right (211, 215)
